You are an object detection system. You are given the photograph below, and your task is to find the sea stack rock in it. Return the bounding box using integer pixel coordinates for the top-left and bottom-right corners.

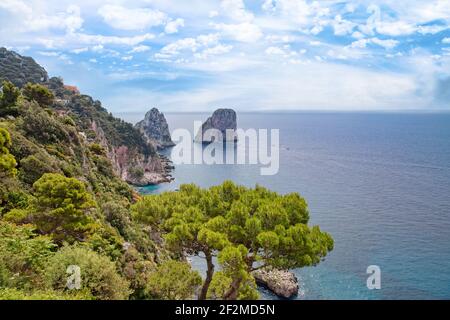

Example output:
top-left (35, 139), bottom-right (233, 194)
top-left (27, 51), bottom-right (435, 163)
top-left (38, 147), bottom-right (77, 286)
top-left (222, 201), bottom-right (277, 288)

top-left (252, 268), bottom-right (299, 299)
top-left (135, 108), bottom-right (175, 150)
top-left (195, 108), bottom-right (237, 143)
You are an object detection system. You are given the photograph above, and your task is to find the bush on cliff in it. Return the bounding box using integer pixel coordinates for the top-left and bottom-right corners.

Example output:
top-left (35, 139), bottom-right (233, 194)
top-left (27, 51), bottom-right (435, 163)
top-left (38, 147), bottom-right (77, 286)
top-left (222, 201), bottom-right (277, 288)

top-left (22, 82), bottom-right (54, 108)
top-left (29, 173), bottom-right (97, 243)
top-left (0, 80), bottom-right (20, 117)
top-left (44, 245), bottom-right (130, 300)
top-left (145, 260), bottom-right (202, 300)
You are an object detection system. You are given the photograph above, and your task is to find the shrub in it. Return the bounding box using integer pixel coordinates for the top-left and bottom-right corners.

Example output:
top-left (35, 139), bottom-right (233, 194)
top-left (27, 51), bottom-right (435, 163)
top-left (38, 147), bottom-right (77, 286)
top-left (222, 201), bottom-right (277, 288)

top-left (129, 167), bottom-right (144, 180)
top-left (89, 143), bottom-right (106, 156)
top-left (30, 173), bottom-right (97, 243)
top-left (0, 128), bottom-right (17, 177)
top-left (85, 224), bottom-right (124, 261)
top-left (21, 108), bottom-right (70, 144)
top-left (19, 153), bottom-right (59, 185)
top-left (0, 81), bottom-right (20, 117)
top-left (63, 116), bottom-right (76, 126)
top-left (22, 83), bottom-right (54, 107)
top-left (146, 260), bottom-right (202, 300)
top-left (0, 221), bottom-right (56, 289)
top-left (44, 245), bottom-right (130, 300)
top-left (0, 288), bottom-right (93, 300)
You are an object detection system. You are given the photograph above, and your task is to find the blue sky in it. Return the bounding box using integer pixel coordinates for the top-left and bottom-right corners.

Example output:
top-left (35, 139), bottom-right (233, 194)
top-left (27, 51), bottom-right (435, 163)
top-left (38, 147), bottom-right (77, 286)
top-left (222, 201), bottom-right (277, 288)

top-left (1, 0), bottom-right (450, 112)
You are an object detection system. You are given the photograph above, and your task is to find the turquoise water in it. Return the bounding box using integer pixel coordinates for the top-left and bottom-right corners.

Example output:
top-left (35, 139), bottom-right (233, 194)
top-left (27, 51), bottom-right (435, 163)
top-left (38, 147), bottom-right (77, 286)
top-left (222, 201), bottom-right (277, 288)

top-left (132, 112), bottom-right (450, 300)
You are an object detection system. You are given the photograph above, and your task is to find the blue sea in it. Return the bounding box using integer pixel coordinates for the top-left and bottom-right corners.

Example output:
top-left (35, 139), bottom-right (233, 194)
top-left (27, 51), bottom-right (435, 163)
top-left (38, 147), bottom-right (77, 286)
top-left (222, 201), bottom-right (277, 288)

top-left (120, 112), bottom-right (450, 300)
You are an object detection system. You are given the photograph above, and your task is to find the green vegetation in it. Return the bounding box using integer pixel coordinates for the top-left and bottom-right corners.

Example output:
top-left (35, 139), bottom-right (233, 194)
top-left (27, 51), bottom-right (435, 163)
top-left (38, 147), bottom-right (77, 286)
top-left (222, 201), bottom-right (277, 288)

top-left (0, 77), bottom-right (333, 300)
top-left (0, 80), bottom-right (21, 117)
top-left (0, 81), bottom-right (166, 299)
top-left (146, 260), bottom-right (202, 299)
top-left (132, 181), bottom-right (334, 300)
top-left (30, 173), bottom-right (97, 243)
top-left (0, 221), bottom-right (55, 289)
top-left (44, 245), bottom-right (130, 300)
top-left (0, 127), bottom-right (17, 177)
top-left (22, 83), bottom-right (55, 107)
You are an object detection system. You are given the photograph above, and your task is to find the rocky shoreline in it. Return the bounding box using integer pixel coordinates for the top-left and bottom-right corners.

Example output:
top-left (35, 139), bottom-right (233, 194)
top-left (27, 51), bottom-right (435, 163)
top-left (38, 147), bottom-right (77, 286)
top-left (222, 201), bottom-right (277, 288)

top-left (252, 268), bottom-right (299, 299)
top-left (128, 154), bottom-right (175, 186)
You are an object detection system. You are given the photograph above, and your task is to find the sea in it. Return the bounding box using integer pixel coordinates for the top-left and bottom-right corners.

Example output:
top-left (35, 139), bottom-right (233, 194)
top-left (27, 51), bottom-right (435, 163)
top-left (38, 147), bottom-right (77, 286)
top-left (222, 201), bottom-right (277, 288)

top-left (118, 112), bottom-right (450, 300)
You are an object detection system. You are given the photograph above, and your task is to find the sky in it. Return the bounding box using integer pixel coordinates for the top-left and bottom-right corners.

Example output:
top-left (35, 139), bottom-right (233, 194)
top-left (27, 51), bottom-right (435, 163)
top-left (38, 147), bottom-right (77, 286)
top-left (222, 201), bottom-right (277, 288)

top-left (1, 0), bottom-right (450, 113)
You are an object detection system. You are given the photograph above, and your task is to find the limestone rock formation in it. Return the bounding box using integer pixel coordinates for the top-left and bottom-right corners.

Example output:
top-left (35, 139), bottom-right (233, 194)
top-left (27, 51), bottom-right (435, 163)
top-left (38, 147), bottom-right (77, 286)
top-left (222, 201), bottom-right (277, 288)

top-left (0, 47), bottom-right (48, 87)
top-left (135, 108), bottom-right (175, 150)
top-left (90, 120), bottom-right (173, 186)
top-left (195, 108), bottom-right (237, 143)
top-left (252, 268), bottom-right (299, 299)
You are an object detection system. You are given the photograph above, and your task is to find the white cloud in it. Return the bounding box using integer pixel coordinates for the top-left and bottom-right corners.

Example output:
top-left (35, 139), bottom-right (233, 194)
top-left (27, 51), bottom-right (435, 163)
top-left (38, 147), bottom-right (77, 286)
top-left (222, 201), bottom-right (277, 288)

top-left (194, 44), bottom-right (233, 59)
top-left (75, 33), bottom-right (155, 46)
top-left (351, 31), bottom-right (365, 39)
top-left (92, 44), bottom-right (104, 52)
top-left (71, 47), bottom-right (88, 54)
top-left (106, 60), bottom-right (423, 112)
top-left (157, 33), bottom-right (220, 60)
top-left (417, 25), bottom-right (448, 35)
top-left (265, 46), bottom-right (285, 55)
top-left (0, 0), bottom-right (32, 15)
top-left (209, 10), bottom-right (219, 18)
top-left (122, 55), bottom-right (133, 61)
top-left (160, 38), bottom-right (198, 56)
top-left (128, 45), bottom-right (151, 53)
top-left (309, 41), bottom-right (322, 46)
top-left (0, 2), bottom-right (83, 33)
top-left (375, 21), bottom-right (417, 36)
top-left (332, 15), bottom-right (356, 36)
top-left (266, 34), bottom-right (300, 43)
top-left (443, 38), bottom-right (450, 44)
top-left (196, 34), bottom-right (220, 46)
top-left (38, 51), bottom-right (60, 57)
top-left (350, 39), bottom-right (370, 49)
top-left (262, 0), bottom-right (276, 12)
top-left (350, 38), bottom-right (399, 50)
top-left (98, 5), bottom-right (167, 30)
top-left (220, 0), bottom-right (254, 22)
top-left (327, 49), bottom-right (348, 60)
top-left (213, 22), bottom-right (263, 42)
top-left (29, 5), bottom-right (83, 33)
top-left (165, 18), bottom-right (185, 34)
top-left (358, 3), bottom-right (449, 37)
top-left (371, 38), bottom-right (399, 50)
top-left (271, 0), bottom-right (325, 26)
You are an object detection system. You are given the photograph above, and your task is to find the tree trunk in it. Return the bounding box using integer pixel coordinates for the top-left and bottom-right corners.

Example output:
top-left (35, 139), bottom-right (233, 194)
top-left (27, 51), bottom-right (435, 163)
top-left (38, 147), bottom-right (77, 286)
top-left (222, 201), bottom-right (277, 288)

top-left (198, 251), bottom-right (214, 300)
top-left (223, 278), bottom-right (242, 300)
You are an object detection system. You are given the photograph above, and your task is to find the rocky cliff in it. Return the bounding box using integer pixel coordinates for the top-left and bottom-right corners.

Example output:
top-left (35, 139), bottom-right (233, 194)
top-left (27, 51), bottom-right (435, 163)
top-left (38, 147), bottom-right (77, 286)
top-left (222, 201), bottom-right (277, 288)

top-left (195, 108), bottom-right (237, 143)
top-left (0, 47), bottom-right (48, 87)
top-left (135, 108), bottom-right (175, 150)
top-left (90, 119), bottom-right (173, 186)
top-left (0, 48), bottom-right (171, 186)
top-left (252, 268), bottom-right (299, 299)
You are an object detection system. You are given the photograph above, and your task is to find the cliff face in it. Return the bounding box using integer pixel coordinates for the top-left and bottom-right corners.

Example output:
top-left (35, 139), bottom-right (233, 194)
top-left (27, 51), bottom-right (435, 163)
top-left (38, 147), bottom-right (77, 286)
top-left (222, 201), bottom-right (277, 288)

top-left (0, 48), bottom-right (171, 186)
top-left (195, 108), bottom-right (238, 143)
top-left (91, 120), bottom-right (172, 186)
top-left (0, 47), bottom-right (48, 87)
top-left (135, 108), bottom-right (175, 150)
